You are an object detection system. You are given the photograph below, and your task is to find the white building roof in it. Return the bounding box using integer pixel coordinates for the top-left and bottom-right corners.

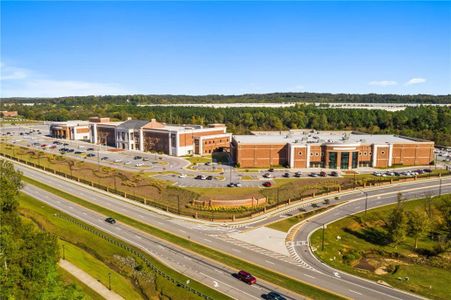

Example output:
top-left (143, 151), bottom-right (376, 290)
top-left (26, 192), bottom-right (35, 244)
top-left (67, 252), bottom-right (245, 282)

top-left (233, 131), bottom-right (430, 145)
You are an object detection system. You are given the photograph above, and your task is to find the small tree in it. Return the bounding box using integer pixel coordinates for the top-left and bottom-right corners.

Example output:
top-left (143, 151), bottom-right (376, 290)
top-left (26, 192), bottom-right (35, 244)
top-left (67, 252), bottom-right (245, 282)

top-left (407, 209), bottom-right (429, 249)
top-left (387, 207), bottom-right (407, 247)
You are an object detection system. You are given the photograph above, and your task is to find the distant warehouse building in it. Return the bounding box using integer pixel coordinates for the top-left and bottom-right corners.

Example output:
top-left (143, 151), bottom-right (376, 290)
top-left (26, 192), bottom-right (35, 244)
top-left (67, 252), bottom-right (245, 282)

top-left (90, 117), bottom-right (231, 156)
top-left (49, 120), bottom-right (91, 140)
top-left (231, 130), bottom-right (434, 169)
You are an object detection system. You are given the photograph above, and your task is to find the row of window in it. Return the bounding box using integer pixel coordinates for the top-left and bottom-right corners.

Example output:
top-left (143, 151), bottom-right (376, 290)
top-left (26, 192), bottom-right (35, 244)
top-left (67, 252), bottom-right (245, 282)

top-left (204, 139), bottom-right (228, 145)
top-left (298, 151), bottom-right (381, 157)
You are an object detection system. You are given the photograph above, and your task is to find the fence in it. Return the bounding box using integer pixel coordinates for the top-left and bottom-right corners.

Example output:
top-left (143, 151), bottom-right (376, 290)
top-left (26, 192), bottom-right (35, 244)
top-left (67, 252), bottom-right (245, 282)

top-left (55, 212), bottom-right (213, 300)
top-left (1, 150), bottom-right (449, 222)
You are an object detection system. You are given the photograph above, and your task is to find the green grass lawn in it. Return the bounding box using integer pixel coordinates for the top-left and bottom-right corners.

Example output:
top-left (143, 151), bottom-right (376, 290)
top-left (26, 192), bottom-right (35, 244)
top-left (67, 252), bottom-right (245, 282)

top-left (22, 176), bottom-right (344, 300)
top-left (18, 192), bottom-right (231, 300)
top-left (57, 267), bottom-right (104, 300)
top-left (60, 240), bottom-right (142, 299)
top-left (184, 155), bottom-right (212, 165)
top-left (310, 195), bottom-right (451, 300)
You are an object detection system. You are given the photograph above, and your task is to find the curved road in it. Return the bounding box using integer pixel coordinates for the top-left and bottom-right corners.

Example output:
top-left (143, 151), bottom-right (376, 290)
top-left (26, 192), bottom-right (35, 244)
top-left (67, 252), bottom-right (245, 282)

top-left (11, 160), bottom-right (451, 300)
top-left (293, 181), bottom-right (451, 300)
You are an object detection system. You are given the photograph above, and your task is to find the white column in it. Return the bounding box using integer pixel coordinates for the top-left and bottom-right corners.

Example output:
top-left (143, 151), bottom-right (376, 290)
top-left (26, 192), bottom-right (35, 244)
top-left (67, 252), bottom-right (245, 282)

top-left (199, 137), bottom-right (203, 155)
top-left (139, 128), bottom-right (144, 152)
top-left (306, 144), bottom-right (311, 168)
top-left (175, 132), bottom-right (180, 156)
top-left (289, 144), bottom-right (294, 169)
top-left (168, 132), bottom-right (172, 155)
top-left (128, 130), bottom-right (133, 150)
top-left (388, 144), bottom-right (393, 167)
top-left (372, 145), bottom-right (378, 167)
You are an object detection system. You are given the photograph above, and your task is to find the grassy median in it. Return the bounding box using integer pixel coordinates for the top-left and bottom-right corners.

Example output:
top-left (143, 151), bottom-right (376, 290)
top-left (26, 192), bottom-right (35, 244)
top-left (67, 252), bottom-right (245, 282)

top-left (19, 192), bottom-right (231, 300)
top-left (310, 195), bottom-right (451, 300)
top-left (23, 176), bottom-right (345, 300)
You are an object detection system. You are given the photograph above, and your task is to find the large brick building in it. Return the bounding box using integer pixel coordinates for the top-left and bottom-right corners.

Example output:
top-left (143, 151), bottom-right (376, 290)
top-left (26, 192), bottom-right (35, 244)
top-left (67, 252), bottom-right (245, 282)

top-left (49, 120), bottom-right (91, 140)
top-left (89, 117), bottom-right (231, 156)
top-left (231, 130), bottom-right (434, 169)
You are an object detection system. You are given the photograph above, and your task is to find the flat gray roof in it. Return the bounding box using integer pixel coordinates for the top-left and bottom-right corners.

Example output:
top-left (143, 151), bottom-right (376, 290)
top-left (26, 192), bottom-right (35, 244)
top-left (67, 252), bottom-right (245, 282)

top-left (233, 131), bottom-right (430, 145)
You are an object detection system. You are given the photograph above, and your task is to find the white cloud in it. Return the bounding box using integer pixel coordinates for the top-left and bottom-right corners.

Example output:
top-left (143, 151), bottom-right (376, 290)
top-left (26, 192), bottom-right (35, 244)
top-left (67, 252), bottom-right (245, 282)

top-left (0, 62), bottom-right (126, 97)
top-left (1, 63), bottom-right (30, 80)
top-left (368, 80), bottom-right (398, 87)
top-left (405, 77), bottom-right (427, 85)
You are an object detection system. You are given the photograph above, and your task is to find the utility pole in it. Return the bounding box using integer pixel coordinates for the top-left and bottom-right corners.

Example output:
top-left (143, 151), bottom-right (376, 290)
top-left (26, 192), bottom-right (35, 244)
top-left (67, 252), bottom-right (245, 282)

top-left (108, 272), bottom-right (111, 290)
top-left (364, 191), bottom-right (368, 215)
top-left (321, 224), bottom-right (326, 251)
top-left (177, 195), bottom-right (180, 215)
top-left (62, 244), bottom-right (65, 260)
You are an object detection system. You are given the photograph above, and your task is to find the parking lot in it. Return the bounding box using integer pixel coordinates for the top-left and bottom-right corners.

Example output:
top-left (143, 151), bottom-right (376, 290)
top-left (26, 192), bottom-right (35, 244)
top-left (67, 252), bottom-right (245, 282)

top-left (1, 123), bottom-right (445, 188)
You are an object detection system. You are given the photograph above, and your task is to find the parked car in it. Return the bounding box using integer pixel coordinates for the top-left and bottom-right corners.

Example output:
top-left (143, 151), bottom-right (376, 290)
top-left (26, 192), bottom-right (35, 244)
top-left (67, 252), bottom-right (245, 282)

top-left (178, 174), bottom-right (187, 178)
top-left (87, 147), bottom-right (95, 151)
top-left (268, 168), bottom-right (275, 172)
top-left (63, 143), bottom-right (69, 146)
top-left (135, 163), bottom-right (144, 167)
top-left (206, 175), bottom-right (214, 180)
top-left (104, 217), bottom-right (116, 224)
top-left (101, 156), bottom-right (108, 160)
top-left (263, 291), bottom-right (287, 300)
top-left (263, 173), bottom-right (272, 178)
top-left (114, 159), bottom-right (122, 163)
top-left (142, 157), bottom-right (150, 161)
top-left (309, 172), bottom-right (319, 177)
top-left (236, 270), bottom-right (256, 285)
top-left (86, 153), bottom-right (95, 157)
top-left (319, 171), bottom-right (327, 177)
top-left (263, 181), bottom-right (272, 187)
top-left (330, 171), bottom-right (339, 177)
top-left (67, 149), bottom-right (74, 153)
top-left (74, 151), bottom-right (83, 155)
top-left (282, 172), bottom-right (290, 178)
top-left (134, 156), bottom-right (143, 160)
top-left (294, 171), bottom-right (302, 177)
top-left (235, 183), bottom-right (242, 187)
top-left (124, 161), bottom-right (132, 165)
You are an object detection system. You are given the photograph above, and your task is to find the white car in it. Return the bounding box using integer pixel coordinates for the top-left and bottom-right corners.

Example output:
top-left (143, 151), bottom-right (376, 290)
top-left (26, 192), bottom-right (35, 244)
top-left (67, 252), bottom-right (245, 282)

top-left (124, 161), bottom-right (132, 165)
top-left (178, 174), bottom-right (187, 178)
top-left (114, 159), bottom-right (123, 163)
top-left (135, 163), bottom-right (144, 167)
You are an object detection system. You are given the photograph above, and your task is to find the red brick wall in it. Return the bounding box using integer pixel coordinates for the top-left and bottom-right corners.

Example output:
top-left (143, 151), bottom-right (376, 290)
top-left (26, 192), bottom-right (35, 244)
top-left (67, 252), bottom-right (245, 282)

top-left (392, 143), bottom-right (434, 166)
top-left (235, 143), bottom-right (288, 168)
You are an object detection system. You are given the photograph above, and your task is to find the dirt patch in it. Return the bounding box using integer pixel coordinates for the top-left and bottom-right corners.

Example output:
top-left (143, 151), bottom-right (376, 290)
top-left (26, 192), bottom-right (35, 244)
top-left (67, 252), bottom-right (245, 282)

top-left (354, 258), bottom-right (376, 272)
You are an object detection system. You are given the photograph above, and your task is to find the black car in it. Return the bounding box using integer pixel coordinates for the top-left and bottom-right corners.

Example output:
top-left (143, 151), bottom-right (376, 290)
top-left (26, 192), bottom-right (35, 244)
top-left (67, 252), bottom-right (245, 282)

top-left (63, 143), bottom-right (69, 146)
top-left (87, 147), bottom-right (95, 151)
top-left (263, 292), bottom-right (286, 300)
top-left (86, 153), bottom-right (95, 157)
top-left (282, 172), bottom-right (290, 178)
top-left (105, 217), bottom-right (116, 224)
top-left (134, 156), bottom-right (143, 160)
top-left (268, 168), bottom-right (275, 172)
top-left (206, 175), bottom-right (213, 180)
top-left (67, 149), bottom-right (74, 152)
top-left (423, 168), bottom-right (432, 173)
top-left (74, 151), bottom-right (83, 154)
top-left (330, 171), bottom-right (339, 177)
top-left (195, 175), bottom-right (203, 180)
top-left (101, 156), bottom-right (108, 160)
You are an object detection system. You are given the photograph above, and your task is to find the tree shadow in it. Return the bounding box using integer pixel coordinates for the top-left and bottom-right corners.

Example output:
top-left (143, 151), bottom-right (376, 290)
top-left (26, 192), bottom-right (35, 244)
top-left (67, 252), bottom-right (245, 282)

top-left (344, 226), bottom-right (391, 246)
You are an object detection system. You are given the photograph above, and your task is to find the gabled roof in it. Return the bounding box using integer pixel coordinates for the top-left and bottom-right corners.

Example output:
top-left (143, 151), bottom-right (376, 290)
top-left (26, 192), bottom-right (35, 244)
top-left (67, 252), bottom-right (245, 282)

top-left (117, 120), bottom-right (149, 130)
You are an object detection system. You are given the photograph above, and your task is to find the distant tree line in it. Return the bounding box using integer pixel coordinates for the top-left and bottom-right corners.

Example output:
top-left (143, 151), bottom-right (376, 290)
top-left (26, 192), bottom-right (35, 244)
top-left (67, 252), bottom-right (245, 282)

top-left (2, 92), bottom-right (451, 105)
top-left (10, 103), bottom-right (451, 146)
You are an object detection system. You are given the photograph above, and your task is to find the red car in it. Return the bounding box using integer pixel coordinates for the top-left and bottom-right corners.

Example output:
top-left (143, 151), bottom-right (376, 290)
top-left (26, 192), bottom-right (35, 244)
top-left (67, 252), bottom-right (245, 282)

top-left (237, 270), bottom-right (257, 285)
top-left (262, 181), bottom-right (272, 187)
top-left (319, 171), bottom-right (327, 177)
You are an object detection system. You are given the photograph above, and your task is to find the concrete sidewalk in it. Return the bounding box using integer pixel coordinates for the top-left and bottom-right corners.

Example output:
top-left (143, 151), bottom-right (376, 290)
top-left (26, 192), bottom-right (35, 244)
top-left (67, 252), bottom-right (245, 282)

top-left (59, 259), bottom-right (123, 300)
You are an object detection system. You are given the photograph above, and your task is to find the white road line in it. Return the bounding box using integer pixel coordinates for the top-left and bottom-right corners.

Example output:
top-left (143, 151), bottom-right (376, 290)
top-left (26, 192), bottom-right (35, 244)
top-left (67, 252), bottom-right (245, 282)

top-left (265, 260), bottom-right (275, 265)
top-left (203, 239), bottom-right (212, 243)
top-left (349, 289), bottom-right (363, 296)
top-left (198, 272), bottom-right (260, 300)
top-left (179, 229), bottom-right (186, 233)
top-left (231, 249), bottom-right (241, 253)
top-left (303, 274), bottom-right (316, 279)
top-left (135, 234), bottom-right (142, 239)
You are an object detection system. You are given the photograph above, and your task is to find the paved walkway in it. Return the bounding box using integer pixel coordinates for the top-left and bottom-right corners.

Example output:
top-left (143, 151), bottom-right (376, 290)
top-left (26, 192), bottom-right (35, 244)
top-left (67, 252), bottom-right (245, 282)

top-left (59, 260), bottom-right (123, 300)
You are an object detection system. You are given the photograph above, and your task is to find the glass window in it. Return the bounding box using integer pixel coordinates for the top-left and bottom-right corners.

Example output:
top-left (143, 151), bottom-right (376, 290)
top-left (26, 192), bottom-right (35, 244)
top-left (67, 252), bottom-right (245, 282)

top-left (328, 152), bottom-right (337, 169)
top-left (341, 152), bottom-right (350, 169)
top-left (352, 152), bottom-right (358, 168)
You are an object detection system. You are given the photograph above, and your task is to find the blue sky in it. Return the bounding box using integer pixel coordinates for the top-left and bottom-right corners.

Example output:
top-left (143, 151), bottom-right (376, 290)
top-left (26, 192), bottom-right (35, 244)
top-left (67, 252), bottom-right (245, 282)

top-left (1, 1), bottom-right (450, 97)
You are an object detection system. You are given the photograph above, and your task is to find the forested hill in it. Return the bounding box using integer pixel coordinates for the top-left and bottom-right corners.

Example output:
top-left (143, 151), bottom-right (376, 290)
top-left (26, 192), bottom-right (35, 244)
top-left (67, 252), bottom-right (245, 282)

top-left (2, 92), bottom-right (451, 105)
top-left (11, 103), bottom-right (451, 146)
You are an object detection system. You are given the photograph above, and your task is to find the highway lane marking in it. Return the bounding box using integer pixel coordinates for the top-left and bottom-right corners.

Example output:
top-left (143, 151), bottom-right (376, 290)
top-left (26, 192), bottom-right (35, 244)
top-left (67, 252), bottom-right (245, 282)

top-left (198, 272), bottom-right (260, 300)
top-left (135, 234), bottom-right (142, 239)
top-left (303, 274), bottom-right (316, 279)
top-left (265, 260), bottom-right (275, 265)
top-left (179, 229), bottom-right (187, 233)
top-left (82, 212), bottom-right (87, 215)
top-left (231, 249), bottom-right (241, 253)
top-left (138, 214), bottom-right (144, 218)
top-left (349, 289), bottom-right (363, 296)
top-left (203, 238), bottom-right (212, 243)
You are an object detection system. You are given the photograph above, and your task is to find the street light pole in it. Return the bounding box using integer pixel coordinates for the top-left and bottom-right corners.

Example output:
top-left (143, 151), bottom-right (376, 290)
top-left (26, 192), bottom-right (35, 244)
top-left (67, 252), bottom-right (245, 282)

top-left (62, 244), bottom-right (65, 260)
top-left (321, 224), bottom-right (325, 251)
top-left (108, 272), bottom-right (111, 290)
top-left (364, 191), bottom-right (368, 215)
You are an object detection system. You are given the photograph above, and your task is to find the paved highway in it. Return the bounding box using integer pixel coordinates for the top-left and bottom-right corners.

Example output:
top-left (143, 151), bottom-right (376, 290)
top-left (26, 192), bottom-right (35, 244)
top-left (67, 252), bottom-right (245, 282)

top-left (12, 160), bottom-right (451, 299)
top-left (22, 183), bottom-right (299, 300)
